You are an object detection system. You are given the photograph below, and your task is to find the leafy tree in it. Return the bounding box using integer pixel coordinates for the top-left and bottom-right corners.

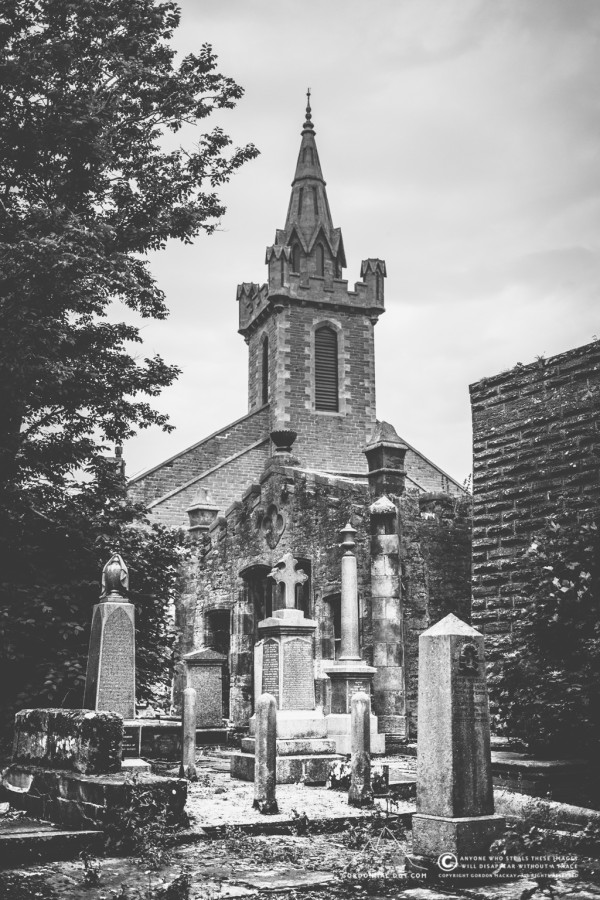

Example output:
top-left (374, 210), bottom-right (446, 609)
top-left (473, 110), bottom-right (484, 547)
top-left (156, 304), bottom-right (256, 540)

top-left (494, 504), bottom-right (600, 758)
top-left (0, 0), bottom-right (258, 488)
top-left (0, 0), bottom-right (257, 745)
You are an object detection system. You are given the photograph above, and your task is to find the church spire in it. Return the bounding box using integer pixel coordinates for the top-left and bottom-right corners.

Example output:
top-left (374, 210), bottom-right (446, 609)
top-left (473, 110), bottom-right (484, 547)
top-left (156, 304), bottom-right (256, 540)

top-left (280, 93), bottom-right (346, 272)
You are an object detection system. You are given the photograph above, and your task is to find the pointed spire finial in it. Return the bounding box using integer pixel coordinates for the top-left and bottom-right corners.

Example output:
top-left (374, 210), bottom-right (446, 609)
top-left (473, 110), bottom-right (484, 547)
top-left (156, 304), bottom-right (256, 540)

top-left (303, 87), bottom-right (313, 130)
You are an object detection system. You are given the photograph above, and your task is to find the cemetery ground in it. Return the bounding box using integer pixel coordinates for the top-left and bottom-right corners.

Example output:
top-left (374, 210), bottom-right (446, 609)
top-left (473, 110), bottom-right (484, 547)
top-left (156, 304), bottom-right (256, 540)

top-left (1, 750), bottom-right (600, 900)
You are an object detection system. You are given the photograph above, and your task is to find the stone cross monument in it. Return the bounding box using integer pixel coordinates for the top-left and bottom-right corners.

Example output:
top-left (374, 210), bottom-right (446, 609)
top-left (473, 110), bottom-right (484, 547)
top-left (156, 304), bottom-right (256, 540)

top-left (325, 525), bottom-right (384, 754)
top-left (230, 549), bottom-right (341, 783)
top-left (412, 613), bottom-right (504, 857)
top-left (84, 553), bottom-right (136, 719)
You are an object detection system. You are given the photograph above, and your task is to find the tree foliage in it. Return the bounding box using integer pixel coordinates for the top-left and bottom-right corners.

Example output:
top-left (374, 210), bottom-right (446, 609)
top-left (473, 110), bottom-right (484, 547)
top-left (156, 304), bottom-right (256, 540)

top-left (0, 0), bottom-right (257, 746)
top-left (0, 0), bottom-right (258, 487)
top-left (494, 504), bottom-right (600, 758)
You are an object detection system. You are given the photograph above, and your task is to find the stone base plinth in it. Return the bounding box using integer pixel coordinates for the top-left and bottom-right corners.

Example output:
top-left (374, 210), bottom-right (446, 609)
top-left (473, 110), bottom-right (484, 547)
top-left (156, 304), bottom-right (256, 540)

top-left (121, 758), bottom-right (151, 774)
top-left (241, 737), bottom-right (337, 756)
top-left (230, 751), bottom-right (343, 784)
top-left (249, 709), bottom-right (328, 740)
top-left (412, 813), bottom-right (505, 857)
top-left (326, 713), bottom-right (385, 755)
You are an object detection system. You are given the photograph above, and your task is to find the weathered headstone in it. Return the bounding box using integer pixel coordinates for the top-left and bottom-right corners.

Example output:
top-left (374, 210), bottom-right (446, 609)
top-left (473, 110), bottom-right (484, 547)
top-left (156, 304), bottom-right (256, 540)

top-left (253, 693), bottom-right (278, 814)
top-left (412, 614), bottom-right (505, 857)
top-left (183, 649), bottom-right (226, 727)
top-left (180, 687), bottom-right (197, 779)
top-left (325, 525), bottom-right (384, 754)
top-left (348, 691), bottom-right (373, 807)
top-left (84, 554), bottom-right (135, 719)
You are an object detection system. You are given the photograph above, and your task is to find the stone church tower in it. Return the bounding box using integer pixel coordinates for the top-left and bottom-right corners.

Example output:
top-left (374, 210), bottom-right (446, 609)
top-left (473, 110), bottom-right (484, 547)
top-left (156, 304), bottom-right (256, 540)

top-left (240, 96), bottom-right (385, 474)
top-left (130, 99), bottom-right (461, 527)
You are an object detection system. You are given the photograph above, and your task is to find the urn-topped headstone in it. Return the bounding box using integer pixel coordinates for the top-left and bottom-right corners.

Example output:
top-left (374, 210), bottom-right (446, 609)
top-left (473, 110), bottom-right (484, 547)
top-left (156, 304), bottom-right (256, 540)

top-left (84, 553), bottom-right (136, 720)
top-left (412, 613), bottom-right (505, 857)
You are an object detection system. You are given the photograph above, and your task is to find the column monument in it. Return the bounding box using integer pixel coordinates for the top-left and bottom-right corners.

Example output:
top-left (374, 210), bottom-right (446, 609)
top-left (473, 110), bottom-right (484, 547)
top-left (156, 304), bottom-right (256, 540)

top-left (325, 525), bottom-right (385, 754)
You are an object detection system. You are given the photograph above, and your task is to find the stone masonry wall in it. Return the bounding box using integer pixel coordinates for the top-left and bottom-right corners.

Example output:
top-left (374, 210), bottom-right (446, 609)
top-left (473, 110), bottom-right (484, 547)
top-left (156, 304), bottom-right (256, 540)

top-left (399, 490), bottom-right (472, 736)
top-left (129, 406), bottom-right (270, 508)
top-left (175, 461), bottom-right (372, 724)
top-left (470, 339), bottom-right (600, 672)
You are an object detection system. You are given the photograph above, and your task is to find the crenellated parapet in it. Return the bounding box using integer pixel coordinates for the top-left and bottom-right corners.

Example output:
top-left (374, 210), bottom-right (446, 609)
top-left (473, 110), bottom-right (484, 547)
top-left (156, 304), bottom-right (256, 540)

top-left (237, 259), bottom-right (386, 337)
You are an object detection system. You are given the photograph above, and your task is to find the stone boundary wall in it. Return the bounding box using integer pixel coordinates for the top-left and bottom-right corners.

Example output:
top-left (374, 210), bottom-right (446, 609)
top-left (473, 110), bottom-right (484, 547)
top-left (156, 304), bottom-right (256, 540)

top-left (469, 339), bottom-right (600, 668)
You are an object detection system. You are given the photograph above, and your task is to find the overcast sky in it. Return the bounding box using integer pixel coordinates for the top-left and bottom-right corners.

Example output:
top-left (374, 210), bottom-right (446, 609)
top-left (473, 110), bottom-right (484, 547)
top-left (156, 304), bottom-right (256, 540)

top-left (124, 0), bottom-right (600, 485)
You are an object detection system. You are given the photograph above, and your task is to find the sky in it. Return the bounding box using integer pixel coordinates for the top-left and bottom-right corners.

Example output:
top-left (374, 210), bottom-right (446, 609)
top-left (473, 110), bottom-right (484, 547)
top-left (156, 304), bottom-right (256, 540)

top-left (124, 0), bottom-right (600, 485)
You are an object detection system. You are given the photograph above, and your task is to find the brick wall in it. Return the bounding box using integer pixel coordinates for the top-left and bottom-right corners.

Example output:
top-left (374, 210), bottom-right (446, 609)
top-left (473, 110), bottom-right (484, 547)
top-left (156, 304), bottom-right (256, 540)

top-left (129, 407), bottom-right (269, 525)
top-left (470, 339), bottom-right (600, 667)
top-left (399, 491), bottom-right (472, 734)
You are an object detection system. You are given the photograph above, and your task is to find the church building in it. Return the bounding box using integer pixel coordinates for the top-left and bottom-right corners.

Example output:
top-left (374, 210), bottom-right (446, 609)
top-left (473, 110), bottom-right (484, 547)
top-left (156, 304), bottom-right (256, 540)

top-left (129, 99), bottom-right (470, 745)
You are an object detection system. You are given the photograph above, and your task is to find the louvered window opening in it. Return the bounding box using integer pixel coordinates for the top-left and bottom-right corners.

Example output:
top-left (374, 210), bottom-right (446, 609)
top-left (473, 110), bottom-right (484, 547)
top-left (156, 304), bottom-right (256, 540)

top-left (315, 327), bottom-right (339, 411)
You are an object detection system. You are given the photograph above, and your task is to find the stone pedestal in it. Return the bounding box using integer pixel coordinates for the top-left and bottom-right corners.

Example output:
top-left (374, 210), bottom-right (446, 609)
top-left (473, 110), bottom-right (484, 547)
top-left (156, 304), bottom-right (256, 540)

top-left (84, 600), bottom-right (135, 719)
top-left (325, 663), bottom-right (384, 754)
top-left (183, 649), bottom-right (226, 727)
top-left (412, 614), bottom-right (504, 858)
top-left (230, 606), bottom-right (341, 783)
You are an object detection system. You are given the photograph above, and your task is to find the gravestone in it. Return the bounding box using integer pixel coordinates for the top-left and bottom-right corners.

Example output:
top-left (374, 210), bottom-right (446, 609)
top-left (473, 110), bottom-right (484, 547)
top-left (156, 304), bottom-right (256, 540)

top-left (231, 551), bottom-right (341, 783)
top-left (180, 687), bottom-right (197, 779)
top-left (325, 525), bottom-right (384, 754)
top-left (183, 649), bottom-right (226, 727)
top-left (253, 693), bottom-right (278, 814)
top-left (84, 554), bottom-right (135, 719)
top-left (412, 613), bottom-right (505, 857)
top-left (348, 692), bottom-right (373, 807)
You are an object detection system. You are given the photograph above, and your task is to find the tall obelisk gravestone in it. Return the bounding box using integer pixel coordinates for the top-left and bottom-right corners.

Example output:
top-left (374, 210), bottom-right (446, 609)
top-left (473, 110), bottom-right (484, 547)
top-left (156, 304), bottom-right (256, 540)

top-left (84, 554), bottom-right (136, 719)
top-left (412, 614), bottom-right (504, 857)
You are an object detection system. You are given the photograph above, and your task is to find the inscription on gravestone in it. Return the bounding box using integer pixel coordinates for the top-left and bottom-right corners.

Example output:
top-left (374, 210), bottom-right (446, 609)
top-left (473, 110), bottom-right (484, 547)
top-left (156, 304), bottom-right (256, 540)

top-left (282, 638), bottom-right (314, 710)
top-left (262, 639), bottom-right (280, 706)
top-left (97, 607), bottom-right (135, 718)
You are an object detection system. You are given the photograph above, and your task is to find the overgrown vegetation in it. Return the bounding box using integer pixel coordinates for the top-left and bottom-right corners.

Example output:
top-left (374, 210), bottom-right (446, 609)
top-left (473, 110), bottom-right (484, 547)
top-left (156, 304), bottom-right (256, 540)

top-left (493, 502), bottom-right (600, 759)
top-left (0, 459), bottom-right (187, 749)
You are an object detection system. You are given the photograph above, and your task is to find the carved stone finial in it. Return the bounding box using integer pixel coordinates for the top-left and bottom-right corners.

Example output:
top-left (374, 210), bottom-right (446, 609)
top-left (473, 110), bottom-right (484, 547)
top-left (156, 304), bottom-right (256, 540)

top-left (303, 87), bottom-right (313, 130)
top-left (100, 553), bottom-right (129, 601)
top-left (340, 522), bottom-right (357, 557)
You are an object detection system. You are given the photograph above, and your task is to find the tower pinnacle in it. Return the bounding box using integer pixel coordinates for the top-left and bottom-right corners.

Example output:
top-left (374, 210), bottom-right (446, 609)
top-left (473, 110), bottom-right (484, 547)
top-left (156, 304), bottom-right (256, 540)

top-left (304, 88), bottom-right (313, 129)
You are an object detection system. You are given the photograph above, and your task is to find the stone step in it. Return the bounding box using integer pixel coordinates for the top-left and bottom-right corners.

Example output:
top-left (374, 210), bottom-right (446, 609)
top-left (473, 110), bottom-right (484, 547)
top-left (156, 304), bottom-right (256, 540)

top-left (0, 817), bottom-right (102, 868)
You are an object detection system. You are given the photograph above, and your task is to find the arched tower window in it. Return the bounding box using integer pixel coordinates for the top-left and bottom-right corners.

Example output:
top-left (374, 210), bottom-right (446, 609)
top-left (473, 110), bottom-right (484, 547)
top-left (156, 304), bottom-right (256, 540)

top-left (280, 255), bottom-right (285, 286)
top-left (291, 244), bottom-right (301, 273)
top-left (297, 187), bottom-right (304, 217)
top-left (312, 186), bottom-right (318, 215)
top-left (316, 244), bottom-right (325, 277)
top-left (261, 336), bottom-right (269, 405)
top-left (315, 325), bottom-right (339, 412)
